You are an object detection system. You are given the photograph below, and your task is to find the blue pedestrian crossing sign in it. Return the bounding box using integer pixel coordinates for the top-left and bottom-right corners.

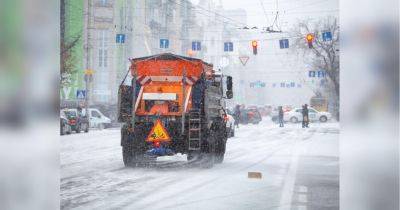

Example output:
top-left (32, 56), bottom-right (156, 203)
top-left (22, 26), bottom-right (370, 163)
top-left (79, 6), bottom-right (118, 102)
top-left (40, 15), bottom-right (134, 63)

top-left (76, 90), bottom-right (86, 99)
top-left (192, 41), bottom-right (201, 51)
top-left (224, 42), bottom-right (233, 52)
top-left (322, 31), bottom-right (332, 41)
top-left (116, 34), bottom-right (125, 43)
top-left (279, 39), bottom-right (289, 49)
top-left (160, 39), bottom-right (169, 48)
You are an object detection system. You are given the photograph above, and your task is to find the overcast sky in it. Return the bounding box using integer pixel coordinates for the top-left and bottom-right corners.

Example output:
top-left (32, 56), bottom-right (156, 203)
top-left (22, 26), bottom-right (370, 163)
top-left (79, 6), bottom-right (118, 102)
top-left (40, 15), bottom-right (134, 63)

top-left (190, 0), bottom-right (339, 30)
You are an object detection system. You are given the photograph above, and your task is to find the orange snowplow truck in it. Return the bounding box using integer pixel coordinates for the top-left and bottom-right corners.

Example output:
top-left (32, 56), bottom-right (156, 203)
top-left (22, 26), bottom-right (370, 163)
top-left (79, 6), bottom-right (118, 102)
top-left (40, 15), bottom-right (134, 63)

top-left (118, 53), bottom-right (233, 168)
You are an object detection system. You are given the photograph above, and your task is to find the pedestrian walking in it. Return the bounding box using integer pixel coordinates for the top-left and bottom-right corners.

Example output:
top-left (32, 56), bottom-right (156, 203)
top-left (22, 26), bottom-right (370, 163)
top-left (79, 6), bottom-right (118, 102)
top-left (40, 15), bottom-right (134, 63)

top-left (233, 105), bottom-right (241, 128)
top-left (278, 106), bottom-right (284, 127)
top-left (302, 104), bottom-right (309, 128)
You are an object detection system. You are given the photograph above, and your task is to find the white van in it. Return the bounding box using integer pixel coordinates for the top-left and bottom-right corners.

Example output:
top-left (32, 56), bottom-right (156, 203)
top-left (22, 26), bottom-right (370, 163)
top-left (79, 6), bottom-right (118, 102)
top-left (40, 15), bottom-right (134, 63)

top-left (81, 108), bottom-right (112, 129)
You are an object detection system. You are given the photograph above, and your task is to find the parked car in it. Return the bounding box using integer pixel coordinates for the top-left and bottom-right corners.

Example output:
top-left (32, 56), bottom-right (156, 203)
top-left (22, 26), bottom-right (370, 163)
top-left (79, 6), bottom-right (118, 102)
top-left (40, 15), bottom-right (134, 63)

top-left (283, 107), bottom-right (332, 123)
top-left (62, 109), bottom-right (89, 133)
top-left (225, 114), bottom-right (235, 137)
top-left (282, 105), bottom-right (293, 112)
top-left (60, 111), bottom-right (71, 135)
top-left (258, 106), bottom-right (268, 117)
top-left (81, 108), bottom-right (112, 129)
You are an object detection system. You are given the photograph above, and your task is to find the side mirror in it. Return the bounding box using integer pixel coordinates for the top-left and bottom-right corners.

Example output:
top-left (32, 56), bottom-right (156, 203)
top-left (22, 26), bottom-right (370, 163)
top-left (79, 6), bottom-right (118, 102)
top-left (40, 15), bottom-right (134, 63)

top-left (226, 76), bottom-right (233, 99)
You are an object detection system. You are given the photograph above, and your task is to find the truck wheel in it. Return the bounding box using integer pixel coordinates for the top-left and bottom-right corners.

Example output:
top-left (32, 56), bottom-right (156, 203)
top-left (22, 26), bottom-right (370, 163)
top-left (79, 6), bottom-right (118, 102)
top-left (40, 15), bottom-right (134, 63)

top-left (319, 116), bottom-right (327, 122)
top-left (215, 140), bottom-right (226, 164)
top-left (290, 117), bottom-right (298, 123)
top-left (122, 145), bottom-right (133, 167)
top-left (215, 127), bottom-right (227, 164)
top-left (122, 124), bottom-right (149, 167)
top-left (200, 129), bottom-right (220, 168)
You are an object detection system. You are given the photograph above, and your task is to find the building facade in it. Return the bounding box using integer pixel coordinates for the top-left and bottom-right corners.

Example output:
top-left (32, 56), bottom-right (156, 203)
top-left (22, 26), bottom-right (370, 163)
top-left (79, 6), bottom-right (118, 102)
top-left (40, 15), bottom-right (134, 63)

top-left (61, 0), bottom-right (245, 107)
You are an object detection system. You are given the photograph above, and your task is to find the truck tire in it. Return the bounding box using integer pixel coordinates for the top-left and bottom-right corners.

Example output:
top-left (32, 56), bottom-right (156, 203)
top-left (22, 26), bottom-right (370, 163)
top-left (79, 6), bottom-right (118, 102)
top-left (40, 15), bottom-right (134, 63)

top-left (215, 127), bottom-right (227, 164)
top-left (121, 124), bottom-right (149, 167)
top-left (200, 128), bottom-right (221, 167)
top-left (215, 141), bottom-right (226, 164)
top-left (319, 116), bottom-right (328, 122)
top-left (122, 145), bottom-right (133, 167)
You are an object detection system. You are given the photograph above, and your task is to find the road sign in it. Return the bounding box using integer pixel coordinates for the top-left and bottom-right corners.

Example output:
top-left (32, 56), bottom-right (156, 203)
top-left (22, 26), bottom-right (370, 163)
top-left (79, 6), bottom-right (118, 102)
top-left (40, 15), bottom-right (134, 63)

top-left (239, 56), bottom-right (249, 66)
top-left (116, 34), bottom-right (125, 43)
top-left (76, 90), bottom-right (86, 99)
top-left (322, 31), bottom-right (332, 41)
top-left (224, 42), bottom-right (233, 52)
top-left (160, 39), bottom-right (169, 48)
top-left (192, 41), bottom-right (201, 51)
top-left (279, 39), bottom-right (289, 49)
top-left (85, 69), bottom-right (94, 75)
top-left (146, 119), bottom-right (171, 142)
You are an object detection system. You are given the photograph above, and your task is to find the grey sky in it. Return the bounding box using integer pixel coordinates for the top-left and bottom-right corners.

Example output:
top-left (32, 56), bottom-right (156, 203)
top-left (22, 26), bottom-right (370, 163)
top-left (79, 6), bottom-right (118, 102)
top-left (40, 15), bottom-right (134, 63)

top-left (190, 0), bottom-right (339, 29)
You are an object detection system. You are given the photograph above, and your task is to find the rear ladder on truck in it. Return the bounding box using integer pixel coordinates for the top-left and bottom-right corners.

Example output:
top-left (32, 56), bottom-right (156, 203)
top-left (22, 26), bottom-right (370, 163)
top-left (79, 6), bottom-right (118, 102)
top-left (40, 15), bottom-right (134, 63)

top-left (188, 109), bottom-right (202, 150)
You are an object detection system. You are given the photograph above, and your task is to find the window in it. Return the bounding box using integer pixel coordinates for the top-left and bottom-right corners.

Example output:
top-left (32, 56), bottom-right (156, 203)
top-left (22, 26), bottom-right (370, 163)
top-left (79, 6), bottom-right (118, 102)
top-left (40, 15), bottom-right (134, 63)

top-left (91, 111), bottom-right (101, 118)
top-left (100, 0), bottom-right (108, 6)
top-left (98, 30), bottom-right (109, 68)
top-left (309, 109), bottom-right (317, 113)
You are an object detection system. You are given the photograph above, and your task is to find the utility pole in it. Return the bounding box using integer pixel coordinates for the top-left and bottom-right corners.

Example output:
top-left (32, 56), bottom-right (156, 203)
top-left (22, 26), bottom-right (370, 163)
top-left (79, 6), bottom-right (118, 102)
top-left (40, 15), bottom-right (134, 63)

top-left (84, 0), bottom-right (92, 117)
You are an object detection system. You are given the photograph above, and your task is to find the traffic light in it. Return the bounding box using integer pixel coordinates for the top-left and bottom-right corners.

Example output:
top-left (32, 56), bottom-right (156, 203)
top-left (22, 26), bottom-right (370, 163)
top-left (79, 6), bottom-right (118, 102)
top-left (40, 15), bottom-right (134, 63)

top-left (306, 33), bottom-right (314, 48)
top-left (252, 40), bottom-right (258, 55)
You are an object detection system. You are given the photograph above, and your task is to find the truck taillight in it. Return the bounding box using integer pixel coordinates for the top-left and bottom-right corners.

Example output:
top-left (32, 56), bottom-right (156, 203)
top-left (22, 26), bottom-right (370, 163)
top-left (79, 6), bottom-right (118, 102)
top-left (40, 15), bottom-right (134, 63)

top-left (153, 141), bottom-right (160, 148)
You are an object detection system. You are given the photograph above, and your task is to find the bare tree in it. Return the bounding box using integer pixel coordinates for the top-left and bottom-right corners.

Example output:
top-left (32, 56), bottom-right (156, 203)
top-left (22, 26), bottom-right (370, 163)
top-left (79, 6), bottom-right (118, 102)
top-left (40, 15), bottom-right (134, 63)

top-left (290, 16), bottom-right (340, 118)
top-left (60, 0), bottom-right (81, 87)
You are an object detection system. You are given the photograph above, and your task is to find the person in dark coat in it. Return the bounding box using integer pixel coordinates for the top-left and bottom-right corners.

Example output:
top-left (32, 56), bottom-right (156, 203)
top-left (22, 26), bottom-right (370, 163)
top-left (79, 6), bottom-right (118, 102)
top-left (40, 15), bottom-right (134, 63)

top-left (302, 104), bottom-right (309, 128)
top-left (233, 105), bottom-right (241, 128)
top-left (278, 106), bottom-right (284, 127)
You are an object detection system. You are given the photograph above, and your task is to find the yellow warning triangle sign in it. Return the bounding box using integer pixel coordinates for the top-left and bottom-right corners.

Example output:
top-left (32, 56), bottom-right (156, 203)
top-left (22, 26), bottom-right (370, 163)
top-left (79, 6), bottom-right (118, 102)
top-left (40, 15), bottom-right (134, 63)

top-left (146, 119), bottom-right (171, 142)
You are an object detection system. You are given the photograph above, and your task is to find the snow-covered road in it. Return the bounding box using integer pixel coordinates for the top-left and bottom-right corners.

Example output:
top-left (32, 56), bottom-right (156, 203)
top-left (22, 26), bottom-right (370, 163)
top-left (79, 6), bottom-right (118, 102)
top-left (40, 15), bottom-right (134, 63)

top-left (61, 118), bottom-right (339, 210)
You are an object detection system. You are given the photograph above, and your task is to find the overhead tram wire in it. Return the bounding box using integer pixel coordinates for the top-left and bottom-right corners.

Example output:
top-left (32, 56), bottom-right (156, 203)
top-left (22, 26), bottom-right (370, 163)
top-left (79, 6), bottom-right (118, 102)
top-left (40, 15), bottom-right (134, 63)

top-left (259, 0), bottom-right (271, 26)
top-left (167, 0), bottom-right (247, 29)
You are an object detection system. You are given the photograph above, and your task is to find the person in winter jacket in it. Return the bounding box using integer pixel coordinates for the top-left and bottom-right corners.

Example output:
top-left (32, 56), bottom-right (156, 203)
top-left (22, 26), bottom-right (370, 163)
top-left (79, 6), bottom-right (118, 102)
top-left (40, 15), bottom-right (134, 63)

top-left (233, 105), bottom-right (241, 128)
top-left (302, 104), bottom-right (309, 128)
top-left (278, 106), bottom-right (284, 127)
